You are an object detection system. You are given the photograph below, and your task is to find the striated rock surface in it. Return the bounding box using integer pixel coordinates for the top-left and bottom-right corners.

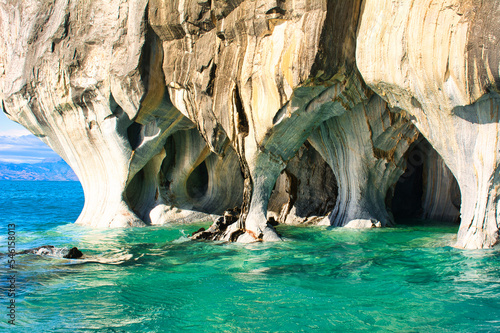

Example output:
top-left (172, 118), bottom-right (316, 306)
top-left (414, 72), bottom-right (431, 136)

top-left (151, 0), bottom-right (366, 241)
top-left (357, 0), bottom-right (500, 248)
top-left (0, 0), bottom-right (195, 227)
top-left (151, 127), bottom-right (244, 223)
top-left (267, 142), bottom-right (337, 225)
top-left (420, 139), bottom-right (461, 223)
top-left (1, 0), bottom-right (499, 248)
top-left (309, 94), bottom-right (419, 227)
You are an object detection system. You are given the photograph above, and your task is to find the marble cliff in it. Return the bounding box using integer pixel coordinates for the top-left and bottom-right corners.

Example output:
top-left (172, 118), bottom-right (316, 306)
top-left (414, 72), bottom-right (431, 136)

top-left (0, 0), bottom-right (497, 248)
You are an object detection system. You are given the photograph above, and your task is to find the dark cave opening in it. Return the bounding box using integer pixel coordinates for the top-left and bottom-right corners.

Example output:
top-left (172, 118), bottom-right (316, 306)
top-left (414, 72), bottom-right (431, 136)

top-left (127, 122), bottom-right (145, 150)
top-left (186, 160), bottom-right (209, 200)
top-left (390, 137), bottom-right (461, 225)
top-left (268, 142), bottom-right (337, 223)
top-left (391, 143), bottom-right (425, 220)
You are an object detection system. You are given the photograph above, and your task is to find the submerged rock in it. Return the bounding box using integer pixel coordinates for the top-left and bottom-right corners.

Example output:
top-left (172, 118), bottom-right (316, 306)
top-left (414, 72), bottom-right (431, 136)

top-left (19, 246), bottom-right (83, 259)
top-left (64, 247), bottom-right (84, 259)
top-left (19, 245), bottom-right (57, 256)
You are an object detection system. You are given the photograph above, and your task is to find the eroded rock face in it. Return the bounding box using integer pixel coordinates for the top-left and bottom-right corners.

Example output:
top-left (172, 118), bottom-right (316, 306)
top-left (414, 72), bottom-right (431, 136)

top-left (153, 127), bottom-right (244, 223)
top-left (151, 0), bottom-right (366, 240)
top-left (0, 0), bottom-right (194, 227)
top-left (309, 94), bottom-right (419, 227)
top-left (267, 142), bottom-right (337, 225)
top-left (420, 140), bottom-right (461, 223)
top-left (1, 0), bottom-right (499, 248)
top-left (357, 0), bottom-right (500, 248)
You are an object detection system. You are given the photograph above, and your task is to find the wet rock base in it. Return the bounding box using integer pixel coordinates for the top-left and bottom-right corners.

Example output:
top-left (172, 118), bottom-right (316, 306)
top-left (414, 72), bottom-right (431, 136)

top-left (19, 245), bottom-right (84, 259)
top-left (190, 208), bottom-right (280, 243)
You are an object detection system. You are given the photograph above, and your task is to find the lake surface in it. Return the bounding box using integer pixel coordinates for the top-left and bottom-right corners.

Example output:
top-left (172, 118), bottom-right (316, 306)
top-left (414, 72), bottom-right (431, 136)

top-left (1, 180), bottom-right (500, 332)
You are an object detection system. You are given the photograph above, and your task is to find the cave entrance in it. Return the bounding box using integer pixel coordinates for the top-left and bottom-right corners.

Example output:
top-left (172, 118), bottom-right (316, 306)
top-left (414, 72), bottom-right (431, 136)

top-left (159, 132), bottom-right (211, 205)
top-left (186, 160), bottom-right (209, 199)
top-left (268, 142), bottom-right (338, 224)
top-left (390, 137), bottom-right (461, 225)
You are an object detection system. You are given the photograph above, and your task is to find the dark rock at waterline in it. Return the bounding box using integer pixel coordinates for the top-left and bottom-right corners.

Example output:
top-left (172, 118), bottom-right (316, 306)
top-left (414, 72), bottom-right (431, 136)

top-left (63, 247), bottom-right (83, 259)
top-left (191, 209), bottom-right (244, 241)
top-left (267, 217), bottom-right (279, 227)
top-left (190, 208), bottom-right (280, 242)
top-left (229, 228), bottom-right (246, 242)
top-left (190, 216), bottom-right (228, 241)
top-left (193, 227), bottom-right (206, 234)
top-left (190, 226), bottom-right (214, 240)
top-left (18, 245), bottom-right (83, 258)
top-left (224, 207), bottom-right (240, 225)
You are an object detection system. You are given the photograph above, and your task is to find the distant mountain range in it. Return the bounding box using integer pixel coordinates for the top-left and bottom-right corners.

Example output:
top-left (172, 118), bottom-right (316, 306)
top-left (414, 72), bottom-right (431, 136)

top-left (0, 134), bottom-right (78, 181)
top-left (0, 157), bottom-right (78, 181)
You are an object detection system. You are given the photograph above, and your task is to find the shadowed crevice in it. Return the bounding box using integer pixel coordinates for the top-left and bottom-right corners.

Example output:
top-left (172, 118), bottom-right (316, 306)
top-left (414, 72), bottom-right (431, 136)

top-left (392, 137), bottom-right (461, 223)
top-left (127, 122), bottom-right (145, 150)
top-left (187, 160), bottom-right (209, 199)
top-left (233, 85), bottom-right (248, 136)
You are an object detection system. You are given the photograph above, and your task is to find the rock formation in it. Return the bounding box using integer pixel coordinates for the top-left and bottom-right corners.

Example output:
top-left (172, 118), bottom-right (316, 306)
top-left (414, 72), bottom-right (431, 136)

top-left (151, 0), bottom-right (366, 241)
top-left (357, 0), bottom-right (500, 248)
top-left (309, 94), bottom-right (419, 228)
top-left (421, 146), bottom-right (461, 223)
top-left (0, 0), bottom-right (194, 228)
top-left (0, 0), bottom-right (499, 248)
top-left (19, 245), bottom-right (83, 259)
top-left (150, 128), bottom-right (244, 224)
top-left (267, 142), bottom-right (337, 225)
top-left (391, 137), bottom-right (461, 223)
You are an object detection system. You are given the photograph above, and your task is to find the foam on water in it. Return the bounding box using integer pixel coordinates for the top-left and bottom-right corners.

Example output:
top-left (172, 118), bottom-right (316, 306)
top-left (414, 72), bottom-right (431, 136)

top-left (33, 246), bottom-right (69, 257)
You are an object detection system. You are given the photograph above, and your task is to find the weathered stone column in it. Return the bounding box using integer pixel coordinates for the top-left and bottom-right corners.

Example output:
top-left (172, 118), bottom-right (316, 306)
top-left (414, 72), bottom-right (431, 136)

top-left (153, 0), bottom-right (366, 241)
top-left (0, 0), bottom-right (188, 227)
top-left (309, 95), bottom-right (418, 228)
top-left (357, 0), bottom-right (500, 248)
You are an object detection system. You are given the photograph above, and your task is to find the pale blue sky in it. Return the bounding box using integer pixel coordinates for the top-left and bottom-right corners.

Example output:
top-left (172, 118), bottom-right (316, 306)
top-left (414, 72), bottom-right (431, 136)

top-left (0, 108), bottom-right (30, 136)
top-left (0, 110), bottom-right (60, 163)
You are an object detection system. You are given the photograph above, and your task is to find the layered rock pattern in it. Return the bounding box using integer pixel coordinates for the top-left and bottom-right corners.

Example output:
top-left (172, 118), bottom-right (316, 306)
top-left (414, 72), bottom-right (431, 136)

top-left (0, 0), bottom-right (498, 248)
top-left (357, 0), bottom-right (500, 248)
top-left (417, 138), bottom-right (461, 223)
top-left (0, 0), bottom-right (169, 228)
top-left (151, 0), bottom-right (366, 241)
top-left (309, 94), bottom-right (419, 228)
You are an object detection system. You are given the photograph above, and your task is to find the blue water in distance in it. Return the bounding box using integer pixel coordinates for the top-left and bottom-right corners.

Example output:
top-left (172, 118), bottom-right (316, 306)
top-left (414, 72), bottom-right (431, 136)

top-left (1, 180), bottom-right (500, 332)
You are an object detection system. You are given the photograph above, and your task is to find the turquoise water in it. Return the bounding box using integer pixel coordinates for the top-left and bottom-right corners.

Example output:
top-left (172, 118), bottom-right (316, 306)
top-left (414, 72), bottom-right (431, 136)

top-left (1, 181), bottom-right (500, 332)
